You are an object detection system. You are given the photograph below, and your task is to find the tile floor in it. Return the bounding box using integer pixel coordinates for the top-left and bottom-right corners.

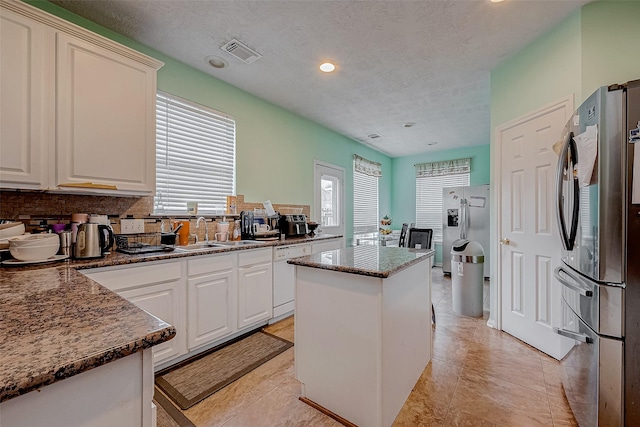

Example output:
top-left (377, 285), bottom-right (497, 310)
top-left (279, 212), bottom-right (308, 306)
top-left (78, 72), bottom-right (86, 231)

top-left (159, 267), bottom-right (578, 426)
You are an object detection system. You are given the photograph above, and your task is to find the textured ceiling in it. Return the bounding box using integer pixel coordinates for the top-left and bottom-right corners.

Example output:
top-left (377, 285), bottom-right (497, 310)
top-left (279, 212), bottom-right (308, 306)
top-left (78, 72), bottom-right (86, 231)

top-left (51, 0), bottom-right (590, 157)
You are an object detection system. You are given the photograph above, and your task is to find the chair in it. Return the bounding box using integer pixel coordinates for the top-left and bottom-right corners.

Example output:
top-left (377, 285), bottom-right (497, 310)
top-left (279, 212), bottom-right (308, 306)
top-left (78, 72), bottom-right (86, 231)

top-left (406, 228), bottom-right (436, 324)
top-left (398, 223), bottom-right (409, 247)
top-left (407, 228), bottom-right (433, 250)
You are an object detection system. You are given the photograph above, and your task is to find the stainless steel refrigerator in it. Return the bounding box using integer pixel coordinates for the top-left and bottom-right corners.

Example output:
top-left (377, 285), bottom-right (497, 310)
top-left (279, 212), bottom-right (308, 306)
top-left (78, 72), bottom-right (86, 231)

top-left (553, 80), bottom-right (640, 426)
top-left (442, 184), bottom-right (490, 277)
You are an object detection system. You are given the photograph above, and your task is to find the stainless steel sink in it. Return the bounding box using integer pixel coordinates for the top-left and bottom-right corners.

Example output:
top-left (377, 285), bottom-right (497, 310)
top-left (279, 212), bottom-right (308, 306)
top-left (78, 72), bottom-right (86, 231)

top-left (215, 240), bottom-right (267, 246)
top-left (175, 240), bottom-right (266, 252)
top-left (175, 242), bottom-right (227, 251)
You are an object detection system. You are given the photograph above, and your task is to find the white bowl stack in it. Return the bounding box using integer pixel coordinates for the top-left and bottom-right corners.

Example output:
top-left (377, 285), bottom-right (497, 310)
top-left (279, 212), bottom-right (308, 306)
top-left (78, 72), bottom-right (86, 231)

top-left (9, 234), bottom-right (60, 261)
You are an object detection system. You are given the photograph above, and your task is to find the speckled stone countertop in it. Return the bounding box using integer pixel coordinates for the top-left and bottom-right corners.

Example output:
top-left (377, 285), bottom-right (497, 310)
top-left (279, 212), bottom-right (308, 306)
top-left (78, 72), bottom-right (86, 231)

top-left (287, 245), bottom-right (434, 278)
top-left (0, 264), bottom-right (175, 402)
top-left (0, 234), bottom-right (341, 403)
top-left (68, 233), bottom-right (342, 270)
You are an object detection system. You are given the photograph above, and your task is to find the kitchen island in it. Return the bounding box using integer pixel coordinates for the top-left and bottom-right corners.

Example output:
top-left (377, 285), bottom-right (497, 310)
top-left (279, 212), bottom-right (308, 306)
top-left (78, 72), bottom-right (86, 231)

top-left (289, 245), bottom-right (434, 427)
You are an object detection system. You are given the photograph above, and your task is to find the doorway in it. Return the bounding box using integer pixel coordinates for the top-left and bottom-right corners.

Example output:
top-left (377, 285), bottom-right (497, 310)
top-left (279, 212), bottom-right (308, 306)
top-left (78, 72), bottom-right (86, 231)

top-left (313, 160), bottom-right (345, 237)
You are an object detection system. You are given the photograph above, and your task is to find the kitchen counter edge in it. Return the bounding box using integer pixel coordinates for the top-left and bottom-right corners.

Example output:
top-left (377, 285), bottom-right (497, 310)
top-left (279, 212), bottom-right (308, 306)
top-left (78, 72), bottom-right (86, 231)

top-left (288, 246), bottom-right (434, 278)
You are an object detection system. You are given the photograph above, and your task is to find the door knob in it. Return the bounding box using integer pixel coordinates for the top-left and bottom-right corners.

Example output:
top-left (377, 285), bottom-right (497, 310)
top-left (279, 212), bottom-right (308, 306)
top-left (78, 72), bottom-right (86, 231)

top-left (499, 238), bottom-right (510, 245)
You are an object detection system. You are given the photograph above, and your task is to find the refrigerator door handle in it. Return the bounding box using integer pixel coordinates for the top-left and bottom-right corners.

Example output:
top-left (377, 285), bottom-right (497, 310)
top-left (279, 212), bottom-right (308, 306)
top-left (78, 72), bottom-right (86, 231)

top-left (555, 131), bottom-right (580, 250)
top-left (553, 327), bottom-right (593, 343)
top-left (554, 266), bottom-right (593, 297)
top-left (459, 198), bottom-right (469, 240)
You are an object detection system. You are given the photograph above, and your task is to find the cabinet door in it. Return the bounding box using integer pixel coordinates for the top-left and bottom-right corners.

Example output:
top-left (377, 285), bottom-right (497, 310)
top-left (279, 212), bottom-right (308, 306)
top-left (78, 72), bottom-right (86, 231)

top-left (120, 280), bottom-right (186, 366)
top-left (0, 9), bottom-right (52, 189)
top-left (56, 32), bottom-right (157, 195)
top-left (187, 262), bottom-right (236, 350)
top-left (238, 261), bottom-right (273, 329)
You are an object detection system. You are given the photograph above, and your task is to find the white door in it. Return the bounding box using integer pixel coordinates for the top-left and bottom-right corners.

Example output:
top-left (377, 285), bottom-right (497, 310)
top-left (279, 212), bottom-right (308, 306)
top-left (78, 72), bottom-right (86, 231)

top-left (497, 99), bottom-right (574, 360)
top-left (313, 160), bottom-right (345, 237)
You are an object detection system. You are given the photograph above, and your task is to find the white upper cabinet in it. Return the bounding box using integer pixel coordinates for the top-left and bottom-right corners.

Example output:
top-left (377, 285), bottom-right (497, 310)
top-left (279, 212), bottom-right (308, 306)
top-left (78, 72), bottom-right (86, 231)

top-left (0, 7), bottom-right (53, 189)
top-left (0, 0), bottom-right (163, 195)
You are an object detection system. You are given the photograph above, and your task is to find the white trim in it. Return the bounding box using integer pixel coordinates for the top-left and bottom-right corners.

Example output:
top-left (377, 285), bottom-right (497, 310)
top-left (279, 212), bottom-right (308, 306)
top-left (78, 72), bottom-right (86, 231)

top-left (491, 95), bottom-right (573, 331)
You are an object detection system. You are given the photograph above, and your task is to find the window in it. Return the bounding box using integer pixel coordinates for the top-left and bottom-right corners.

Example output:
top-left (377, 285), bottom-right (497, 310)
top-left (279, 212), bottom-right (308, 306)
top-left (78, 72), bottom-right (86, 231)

top-left (154, 92), bottom-right (236, 214)
top-left (415, 158), bottom-right (470, 242)
top-left (353, 155), bottom-right (381, 238)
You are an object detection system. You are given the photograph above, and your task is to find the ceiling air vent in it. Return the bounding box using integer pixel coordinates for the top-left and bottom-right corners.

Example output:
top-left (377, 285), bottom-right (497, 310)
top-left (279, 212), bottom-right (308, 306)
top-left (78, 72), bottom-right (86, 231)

top-left (221, 39), bottom-right (262, 64)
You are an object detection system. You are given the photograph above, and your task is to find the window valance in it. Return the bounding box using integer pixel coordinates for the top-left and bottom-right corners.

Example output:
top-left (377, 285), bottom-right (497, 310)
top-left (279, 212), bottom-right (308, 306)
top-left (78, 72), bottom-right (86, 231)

top-left (415, 158), bottom-right (470, 178)
top-left (354, 154), bottom-right (382, 177)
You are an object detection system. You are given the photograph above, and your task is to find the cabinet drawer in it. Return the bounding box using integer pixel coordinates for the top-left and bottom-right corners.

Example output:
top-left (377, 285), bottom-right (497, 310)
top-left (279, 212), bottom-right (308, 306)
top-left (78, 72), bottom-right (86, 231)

top-left (238, 248), bottom-right (271, 267)
top-left (187, 253), bottom-right (235, 277)
top-left (83, 260), bottom-right (182, 292)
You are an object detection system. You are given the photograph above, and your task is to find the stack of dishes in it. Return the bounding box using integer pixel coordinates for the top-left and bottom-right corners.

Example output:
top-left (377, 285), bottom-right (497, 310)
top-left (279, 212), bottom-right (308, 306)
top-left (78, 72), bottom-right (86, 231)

top-left (0, 222), bottom-right (26, 250)
top-left (8, 234), bottom-right (60, 261)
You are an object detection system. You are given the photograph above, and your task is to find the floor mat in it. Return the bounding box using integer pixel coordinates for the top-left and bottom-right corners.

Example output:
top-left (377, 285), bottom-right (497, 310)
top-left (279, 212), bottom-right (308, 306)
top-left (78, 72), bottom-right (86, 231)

top-left (155, 331), bottom-right (293, 410)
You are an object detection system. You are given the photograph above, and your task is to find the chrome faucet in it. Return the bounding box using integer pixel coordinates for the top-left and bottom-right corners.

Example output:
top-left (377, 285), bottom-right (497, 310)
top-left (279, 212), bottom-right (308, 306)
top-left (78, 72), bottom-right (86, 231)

top-left (196, 217), bottom-right (209, 243)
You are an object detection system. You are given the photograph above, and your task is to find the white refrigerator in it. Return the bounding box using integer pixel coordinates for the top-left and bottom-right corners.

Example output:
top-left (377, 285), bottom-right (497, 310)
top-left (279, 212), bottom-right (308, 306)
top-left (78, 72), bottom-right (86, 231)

top-left (442, 184), bottom-right (490, 278)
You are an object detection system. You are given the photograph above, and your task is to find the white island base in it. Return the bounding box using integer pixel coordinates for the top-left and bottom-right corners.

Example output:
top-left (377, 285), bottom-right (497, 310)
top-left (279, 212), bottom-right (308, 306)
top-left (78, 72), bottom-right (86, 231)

top-left (294, 250), bottom-right (432, 427)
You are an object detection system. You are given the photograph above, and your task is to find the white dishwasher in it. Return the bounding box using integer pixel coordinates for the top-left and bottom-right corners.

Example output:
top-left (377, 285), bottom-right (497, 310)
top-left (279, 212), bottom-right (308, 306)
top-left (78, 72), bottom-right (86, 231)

top-left (272, 243), bottom-right (311, 319)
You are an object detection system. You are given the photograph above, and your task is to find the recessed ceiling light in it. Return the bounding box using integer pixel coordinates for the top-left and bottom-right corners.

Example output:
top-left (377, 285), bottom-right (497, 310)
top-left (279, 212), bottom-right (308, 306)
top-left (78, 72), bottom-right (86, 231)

top-left (489, 0), bottom-right (505, 3)
top-left (319, 62), bottom-right (336, 73)
top-left (206, 56), bottom-right (227, 69)
top-left (403, 122), bottom-right (416, 128)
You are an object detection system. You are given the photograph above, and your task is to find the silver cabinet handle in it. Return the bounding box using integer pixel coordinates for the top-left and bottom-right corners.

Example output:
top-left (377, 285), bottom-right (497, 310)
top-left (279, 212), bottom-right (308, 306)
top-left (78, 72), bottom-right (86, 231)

top-left (554, 327), bottom-right (593, 343)
top-left (554, 266), bottom-right (593, 297)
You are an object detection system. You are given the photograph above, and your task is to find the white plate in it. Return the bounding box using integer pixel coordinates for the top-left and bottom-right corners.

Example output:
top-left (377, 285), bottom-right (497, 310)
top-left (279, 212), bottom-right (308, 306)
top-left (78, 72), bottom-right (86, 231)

top-left (2, 254), bottom-right (69, 266)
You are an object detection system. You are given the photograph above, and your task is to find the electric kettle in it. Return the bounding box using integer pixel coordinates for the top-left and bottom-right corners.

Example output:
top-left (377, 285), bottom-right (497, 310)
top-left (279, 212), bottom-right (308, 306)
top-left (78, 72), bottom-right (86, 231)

top-left (73, 223), bottom-right (114, 259)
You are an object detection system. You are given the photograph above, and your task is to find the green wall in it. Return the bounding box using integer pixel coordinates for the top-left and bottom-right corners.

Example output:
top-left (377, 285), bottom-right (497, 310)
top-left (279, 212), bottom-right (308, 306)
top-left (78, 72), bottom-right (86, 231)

top-left (492, 0), bottom-right (640, 132)
top-left (581, 1), bottom-right (640, 97)
top-left (390, 144), bottom-right (491, 264)
top-left (28, 0), bottom-right (393, 242)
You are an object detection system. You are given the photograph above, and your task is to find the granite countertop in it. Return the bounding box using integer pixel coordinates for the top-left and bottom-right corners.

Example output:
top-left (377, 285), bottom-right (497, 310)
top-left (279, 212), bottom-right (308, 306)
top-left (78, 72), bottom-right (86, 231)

top-left (287, 245), bottom-right (434, 278)
top-left (0, 265), bottom-right (175, 402)
top-left (68, 233), bottom-right (343, 271)
top-left (0, 233), bottom-right (342, 403)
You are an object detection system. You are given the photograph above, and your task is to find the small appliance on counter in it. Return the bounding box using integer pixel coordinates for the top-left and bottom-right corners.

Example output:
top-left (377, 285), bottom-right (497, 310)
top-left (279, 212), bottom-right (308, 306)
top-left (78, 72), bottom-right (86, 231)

top-left (279, 214), bottom-right (309, 237)
top-left (73, 223), bottom-right (114, 259)
top-left (240, 210), bottom-right (254, 240)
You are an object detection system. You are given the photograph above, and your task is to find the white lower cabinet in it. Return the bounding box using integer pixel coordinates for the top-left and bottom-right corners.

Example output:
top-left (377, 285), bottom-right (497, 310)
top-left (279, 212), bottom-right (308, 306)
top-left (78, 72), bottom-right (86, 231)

top-left (238, 249), bottom-right (273, 329)
top-left (187, 254), bottom-right (236, 350)
top-left (82, 248), bottom-right (275, 368)
top-left (82, 260), bottom-right (187, 366)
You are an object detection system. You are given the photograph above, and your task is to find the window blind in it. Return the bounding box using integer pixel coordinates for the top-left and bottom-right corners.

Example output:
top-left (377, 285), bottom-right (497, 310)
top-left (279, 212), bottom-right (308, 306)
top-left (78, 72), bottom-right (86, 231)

top-left (155, 92), bottom-right (236, 214)
top-left (416, 173), bottom-right (469, 242)
top-left (353, 169), bottom-right (379, 234)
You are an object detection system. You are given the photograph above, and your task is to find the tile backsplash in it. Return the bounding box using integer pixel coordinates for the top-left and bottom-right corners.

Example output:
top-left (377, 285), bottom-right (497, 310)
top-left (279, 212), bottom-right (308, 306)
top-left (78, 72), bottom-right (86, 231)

top-left (0, 191), bottom-right (310, 241)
